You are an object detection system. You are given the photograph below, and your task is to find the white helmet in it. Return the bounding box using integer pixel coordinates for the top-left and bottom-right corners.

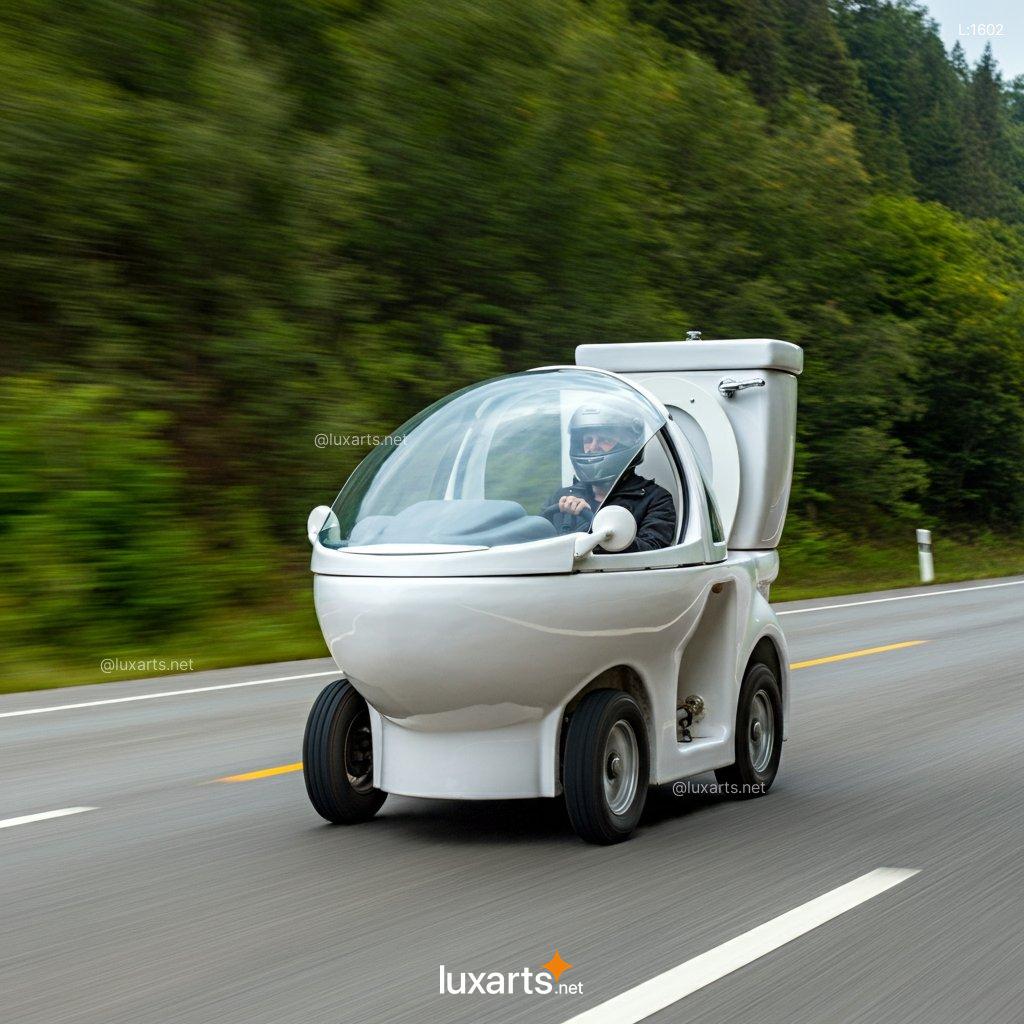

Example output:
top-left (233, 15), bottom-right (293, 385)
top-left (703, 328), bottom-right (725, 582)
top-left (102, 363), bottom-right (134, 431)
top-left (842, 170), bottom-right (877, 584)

top-left (568, 397), bottom-right (646, 485)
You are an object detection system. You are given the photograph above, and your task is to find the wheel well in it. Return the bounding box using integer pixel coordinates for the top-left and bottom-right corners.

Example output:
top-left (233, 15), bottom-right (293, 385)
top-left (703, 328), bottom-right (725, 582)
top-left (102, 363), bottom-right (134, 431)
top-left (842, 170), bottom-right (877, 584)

top-left (559, 666), bottom-right (654, 785)
top-left (748, 635), bottom-right (783, 705)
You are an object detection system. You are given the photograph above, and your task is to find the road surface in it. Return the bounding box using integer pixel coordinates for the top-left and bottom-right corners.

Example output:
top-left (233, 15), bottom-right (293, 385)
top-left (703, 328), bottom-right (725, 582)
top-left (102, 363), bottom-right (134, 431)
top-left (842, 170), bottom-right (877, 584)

top-left (2, 576), bottom-right (1023, 1023)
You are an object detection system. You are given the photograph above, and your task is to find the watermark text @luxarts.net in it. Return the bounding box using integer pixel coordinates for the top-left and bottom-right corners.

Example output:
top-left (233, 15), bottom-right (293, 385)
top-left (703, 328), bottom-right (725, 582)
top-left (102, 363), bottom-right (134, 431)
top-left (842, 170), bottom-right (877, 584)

top-left (100, 657), bottom-right (195, 674)
top-left (672, 780), bottom-right (767, 797)
top-left (314, 432), bottom-right (405, 449)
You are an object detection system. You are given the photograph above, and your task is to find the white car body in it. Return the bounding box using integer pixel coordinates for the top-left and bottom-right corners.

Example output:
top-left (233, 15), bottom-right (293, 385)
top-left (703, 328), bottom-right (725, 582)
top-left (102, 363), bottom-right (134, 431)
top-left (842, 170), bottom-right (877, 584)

top-left (309, 339), bottom-right (801, 802)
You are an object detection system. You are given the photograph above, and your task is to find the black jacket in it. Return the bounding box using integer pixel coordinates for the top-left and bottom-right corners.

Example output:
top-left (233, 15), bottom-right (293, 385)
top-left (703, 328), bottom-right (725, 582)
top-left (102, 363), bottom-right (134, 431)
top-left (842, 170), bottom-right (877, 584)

top-left (542, 472), bottom-right (676, 553)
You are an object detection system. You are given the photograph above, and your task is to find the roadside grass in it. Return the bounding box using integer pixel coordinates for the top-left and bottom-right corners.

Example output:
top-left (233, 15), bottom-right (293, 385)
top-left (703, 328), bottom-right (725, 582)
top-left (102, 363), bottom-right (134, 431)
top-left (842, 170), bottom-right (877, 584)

top-left (0, 599), bottom-right (326, 695)
top-left (773, 531), bottom-right (1024, 601)
top-left (2, 532), bottom-right (1022, 695)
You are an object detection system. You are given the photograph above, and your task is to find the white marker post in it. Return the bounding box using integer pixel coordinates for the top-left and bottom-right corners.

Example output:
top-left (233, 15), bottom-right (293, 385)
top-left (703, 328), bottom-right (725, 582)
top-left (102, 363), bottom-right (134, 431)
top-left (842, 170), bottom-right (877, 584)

top-left (916, 528), bottom-right (934, 583)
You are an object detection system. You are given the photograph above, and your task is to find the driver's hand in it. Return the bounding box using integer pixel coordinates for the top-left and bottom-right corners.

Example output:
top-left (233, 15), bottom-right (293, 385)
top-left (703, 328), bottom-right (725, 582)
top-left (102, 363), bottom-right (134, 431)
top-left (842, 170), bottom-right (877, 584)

top-left (558, 495), bottom-right (592, 516)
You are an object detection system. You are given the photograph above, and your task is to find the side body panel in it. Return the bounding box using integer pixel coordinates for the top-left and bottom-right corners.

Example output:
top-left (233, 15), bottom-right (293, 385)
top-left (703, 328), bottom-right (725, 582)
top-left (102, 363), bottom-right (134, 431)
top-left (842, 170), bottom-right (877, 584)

top-left (313, 553), bottom-right (787, 799)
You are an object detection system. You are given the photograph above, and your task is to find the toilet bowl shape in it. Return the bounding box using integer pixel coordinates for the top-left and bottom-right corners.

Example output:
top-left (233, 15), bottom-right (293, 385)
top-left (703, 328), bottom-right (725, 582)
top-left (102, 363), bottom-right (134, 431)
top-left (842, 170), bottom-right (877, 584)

top-left (304, 357), bottom-right (798, 844)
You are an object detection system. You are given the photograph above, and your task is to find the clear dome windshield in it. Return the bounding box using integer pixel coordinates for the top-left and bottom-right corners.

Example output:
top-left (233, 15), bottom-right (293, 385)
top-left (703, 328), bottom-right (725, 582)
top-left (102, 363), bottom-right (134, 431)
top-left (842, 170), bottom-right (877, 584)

top-left (318, 369), bottom-right (666, 549)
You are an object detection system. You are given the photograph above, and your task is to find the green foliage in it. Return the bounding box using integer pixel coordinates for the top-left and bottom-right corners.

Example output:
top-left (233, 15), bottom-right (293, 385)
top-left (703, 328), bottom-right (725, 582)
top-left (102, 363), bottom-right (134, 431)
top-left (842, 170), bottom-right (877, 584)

top-left (835, 2), bottom-right (1024, 220)
top-left (2, 0), bottom-right (1024, 687)
top-left (0, 379), bottom-right (210, 655)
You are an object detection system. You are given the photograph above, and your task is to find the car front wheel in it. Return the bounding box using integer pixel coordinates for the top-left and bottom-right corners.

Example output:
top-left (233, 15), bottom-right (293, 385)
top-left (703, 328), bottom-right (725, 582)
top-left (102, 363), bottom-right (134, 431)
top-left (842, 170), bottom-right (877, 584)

top-left (563, 690), bottom-right (650, 844)
top-left (303, 679), bottom-right (387, 824)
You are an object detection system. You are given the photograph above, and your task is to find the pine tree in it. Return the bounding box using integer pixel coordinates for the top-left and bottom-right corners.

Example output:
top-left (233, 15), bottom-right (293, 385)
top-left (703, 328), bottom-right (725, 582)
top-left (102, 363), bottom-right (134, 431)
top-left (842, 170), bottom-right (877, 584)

top-left (961, 44), bottom-right (1022, 219)
top-left (949, 41), bottom-right (970, 83)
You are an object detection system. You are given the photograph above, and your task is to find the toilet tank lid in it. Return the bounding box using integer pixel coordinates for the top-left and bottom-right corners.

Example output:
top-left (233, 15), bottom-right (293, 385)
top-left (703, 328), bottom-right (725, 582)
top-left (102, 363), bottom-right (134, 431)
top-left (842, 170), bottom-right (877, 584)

top-left (576, 338), bottom-right (803, 375)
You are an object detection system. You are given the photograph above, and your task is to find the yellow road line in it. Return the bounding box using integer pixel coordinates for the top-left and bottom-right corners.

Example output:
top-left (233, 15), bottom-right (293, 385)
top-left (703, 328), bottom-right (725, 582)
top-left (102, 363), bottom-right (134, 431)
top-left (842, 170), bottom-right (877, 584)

top-left (218, 762), bottom-right (303, 783)
top-left (790, 640), bottom-right (925, 670)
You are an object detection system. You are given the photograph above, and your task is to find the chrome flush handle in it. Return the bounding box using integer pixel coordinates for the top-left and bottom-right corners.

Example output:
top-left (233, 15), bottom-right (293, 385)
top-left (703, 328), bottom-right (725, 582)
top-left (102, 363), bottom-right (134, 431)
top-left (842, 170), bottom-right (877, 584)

top-left (719, 377), bottom-right (766, 399)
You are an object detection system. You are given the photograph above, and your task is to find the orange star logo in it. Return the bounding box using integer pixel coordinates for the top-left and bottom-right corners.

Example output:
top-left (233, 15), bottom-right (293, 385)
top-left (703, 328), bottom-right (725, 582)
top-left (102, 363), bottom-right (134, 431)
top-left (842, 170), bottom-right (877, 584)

top-left (542, 949), bottom-right (573, 983)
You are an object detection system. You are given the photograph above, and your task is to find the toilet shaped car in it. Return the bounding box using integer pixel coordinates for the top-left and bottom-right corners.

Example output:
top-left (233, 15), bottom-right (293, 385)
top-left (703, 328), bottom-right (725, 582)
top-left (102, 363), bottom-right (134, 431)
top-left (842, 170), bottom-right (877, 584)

top-left (304, 338), bottom-right (802, 844)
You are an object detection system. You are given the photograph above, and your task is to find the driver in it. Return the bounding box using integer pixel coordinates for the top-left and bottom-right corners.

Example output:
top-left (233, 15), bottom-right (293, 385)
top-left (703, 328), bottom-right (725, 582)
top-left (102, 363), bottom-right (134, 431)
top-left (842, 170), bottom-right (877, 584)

top-left (542, 398), bottom-right (676, 552)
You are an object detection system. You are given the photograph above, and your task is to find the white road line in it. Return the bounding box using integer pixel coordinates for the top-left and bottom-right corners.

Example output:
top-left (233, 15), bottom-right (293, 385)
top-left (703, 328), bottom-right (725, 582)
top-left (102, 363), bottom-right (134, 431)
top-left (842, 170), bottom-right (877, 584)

top-left (559, 867), bottom-right (920, 1024)
top-left (0, 807), bottom-right (97, 830)
top-left (0, 670), bottom-right (339, 720)
top-left (778, 578), bottom-right (1024, 616)
top-left (4, 577), bottom-right (1019, 718)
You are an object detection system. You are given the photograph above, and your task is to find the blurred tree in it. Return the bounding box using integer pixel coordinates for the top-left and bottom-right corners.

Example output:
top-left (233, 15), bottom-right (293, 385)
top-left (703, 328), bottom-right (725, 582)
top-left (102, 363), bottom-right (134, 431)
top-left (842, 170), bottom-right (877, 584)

top-left (0, 379), bottom-right (215, 654)
top-left (860, 197), bottom-right (1024, 524)
top-left (2, 0), bottom-right (1024, 680)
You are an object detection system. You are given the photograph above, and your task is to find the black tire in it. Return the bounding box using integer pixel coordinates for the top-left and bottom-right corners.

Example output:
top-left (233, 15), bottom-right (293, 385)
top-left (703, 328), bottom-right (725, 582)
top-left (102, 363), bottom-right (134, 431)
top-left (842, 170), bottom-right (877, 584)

top-left (564, 690), bottom-right (650, 845)
top-left (303, 679), bottom-right (387, 824)
top-left (714, 662), bottom-right (783, 797)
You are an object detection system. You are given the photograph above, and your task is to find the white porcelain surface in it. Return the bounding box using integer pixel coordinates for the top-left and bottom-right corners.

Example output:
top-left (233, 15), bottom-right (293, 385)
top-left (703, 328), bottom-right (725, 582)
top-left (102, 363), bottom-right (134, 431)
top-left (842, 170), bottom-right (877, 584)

top-left (309, 343), bottom-right (800, 799)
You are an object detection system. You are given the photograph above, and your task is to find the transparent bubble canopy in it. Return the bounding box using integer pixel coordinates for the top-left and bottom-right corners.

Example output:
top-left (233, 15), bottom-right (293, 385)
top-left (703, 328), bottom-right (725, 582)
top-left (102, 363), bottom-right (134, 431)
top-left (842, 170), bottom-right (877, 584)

top-left (319, 369), bottom-right (666, 549)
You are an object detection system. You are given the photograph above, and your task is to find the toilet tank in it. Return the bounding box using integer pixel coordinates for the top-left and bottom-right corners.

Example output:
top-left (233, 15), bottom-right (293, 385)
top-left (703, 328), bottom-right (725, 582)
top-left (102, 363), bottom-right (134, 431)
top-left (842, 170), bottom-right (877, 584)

top-left (575, 339), bottom-right (803, 550)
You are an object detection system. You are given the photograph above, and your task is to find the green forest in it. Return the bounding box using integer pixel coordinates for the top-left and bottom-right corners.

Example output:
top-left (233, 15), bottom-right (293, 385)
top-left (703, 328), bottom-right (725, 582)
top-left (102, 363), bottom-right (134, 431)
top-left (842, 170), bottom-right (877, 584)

top-left (3, 0), bottom-right (1024, 689)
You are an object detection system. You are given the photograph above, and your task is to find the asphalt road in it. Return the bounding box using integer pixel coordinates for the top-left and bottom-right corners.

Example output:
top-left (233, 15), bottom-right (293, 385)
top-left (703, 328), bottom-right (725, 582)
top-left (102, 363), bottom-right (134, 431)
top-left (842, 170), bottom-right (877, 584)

top-left (3, 575), bottom-right (1024, 1024)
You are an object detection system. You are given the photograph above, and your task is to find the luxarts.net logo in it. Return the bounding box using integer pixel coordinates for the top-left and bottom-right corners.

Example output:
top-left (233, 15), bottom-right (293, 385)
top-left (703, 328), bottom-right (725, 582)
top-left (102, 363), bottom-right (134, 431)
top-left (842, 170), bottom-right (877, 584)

top-left (439, 950), bottom-right (581, 997)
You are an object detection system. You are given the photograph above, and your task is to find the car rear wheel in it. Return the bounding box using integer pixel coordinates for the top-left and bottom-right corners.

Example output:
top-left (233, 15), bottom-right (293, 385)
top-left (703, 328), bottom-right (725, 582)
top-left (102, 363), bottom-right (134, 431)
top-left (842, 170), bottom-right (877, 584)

top-left (715, 662), bottom-right (783, 797)
top-left (303, 679), bottom-right (387, 824)
top-left (563, 690), bottom-right (649, 844)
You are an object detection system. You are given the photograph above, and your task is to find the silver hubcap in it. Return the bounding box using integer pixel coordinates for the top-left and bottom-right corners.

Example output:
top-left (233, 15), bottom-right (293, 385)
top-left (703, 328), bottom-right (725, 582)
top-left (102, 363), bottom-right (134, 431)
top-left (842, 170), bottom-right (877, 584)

top-left (748, 690), bottom-right (775, 774)
top-left (344, 712), bottom-right (374, 794)
top-left (603, 719), bottom-right (639, 816)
